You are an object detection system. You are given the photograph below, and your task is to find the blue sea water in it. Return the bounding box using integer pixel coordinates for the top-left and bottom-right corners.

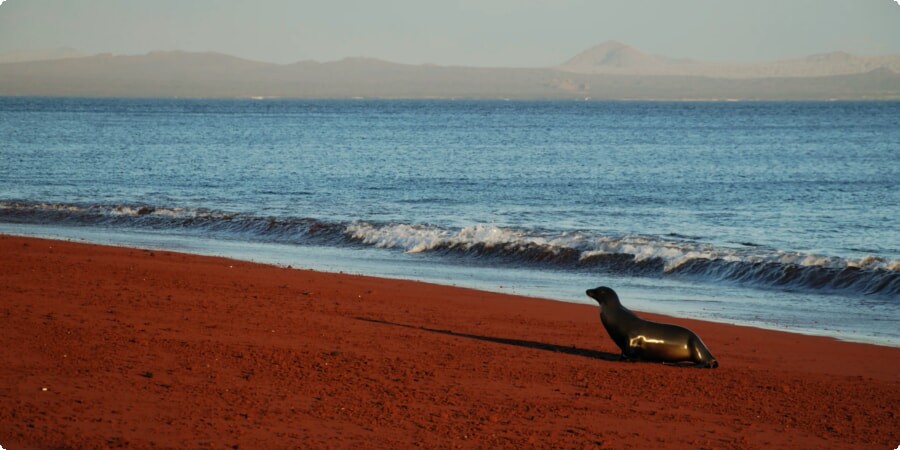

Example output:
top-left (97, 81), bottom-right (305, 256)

top-left (1, 97), bottom-right (898, 345)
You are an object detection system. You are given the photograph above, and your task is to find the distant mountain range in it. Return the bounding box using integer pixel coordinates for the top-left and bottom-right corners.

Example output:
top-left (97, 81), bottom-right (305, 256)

top-left (0, 47), bottom-right (87, 64)
top-left (1, 42), bottom-right (898, 99)
top-left (559, 41), bottom-right (900, 79)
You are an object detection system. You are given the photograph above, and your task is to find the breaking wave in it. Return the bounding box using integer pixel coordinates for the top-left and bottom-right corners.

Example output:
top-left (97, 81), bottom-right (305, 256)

top-left (2, 200), bottom-right (898, 297)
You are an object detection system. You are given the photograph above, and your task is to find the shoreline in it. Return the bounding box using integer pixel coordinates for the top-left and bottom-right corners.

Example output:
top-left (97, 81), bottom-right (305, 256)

top-left (2, 224), bottom-right (896, 348)
top-left (2, 234), bottom-right (898, 448)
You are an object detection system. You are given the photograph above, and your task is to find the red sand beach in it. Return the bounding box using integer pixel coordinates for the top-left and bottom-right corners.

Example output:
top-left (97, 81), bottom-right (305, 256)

top-left (1, 234), bottom-right (898, 449)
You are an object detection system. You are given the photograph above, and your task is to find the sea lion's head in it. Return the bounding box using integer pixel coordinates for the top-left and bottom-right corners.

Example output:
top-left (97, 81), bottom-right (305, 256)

top-left (586, 286), bottom-right (619, 310)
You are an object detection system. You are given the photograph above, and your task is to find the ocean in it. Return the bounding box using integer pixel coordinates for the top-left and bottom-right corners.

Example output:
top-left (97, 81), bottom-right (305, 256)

top-left (1, 97), bottom-right (898, 345)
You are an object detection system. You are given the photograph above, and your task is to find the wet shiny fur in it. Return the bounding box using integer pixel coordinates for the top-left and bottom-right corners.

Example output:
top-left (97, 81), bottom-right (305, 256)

top-left (587, 287), bottom-right (718, 368)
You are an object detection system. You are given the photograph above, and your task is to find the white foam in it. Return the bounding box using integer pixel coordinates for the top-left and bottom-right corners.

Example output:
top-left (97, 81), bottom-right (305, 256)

top-left (344, 222), bottom-right (549, 254)
top-left (345, 222), bottom-right (449, 253)
top-left (343, 221), bottom-right (900, 274)
top-left (110, 205), bottom-right (143, 216)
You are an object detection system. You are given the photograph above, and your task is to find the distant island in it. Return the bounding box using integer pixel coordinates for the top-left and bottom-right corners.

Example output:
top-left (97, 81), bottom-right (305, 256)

top-left (1, 41), bottom-right (898, 100)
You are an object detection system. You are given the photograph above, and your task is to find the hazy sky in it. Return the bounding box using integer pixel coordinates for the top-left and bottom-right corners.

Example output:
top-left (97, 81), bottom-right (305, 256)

top-left (1, 0), bottom-right (899, 66)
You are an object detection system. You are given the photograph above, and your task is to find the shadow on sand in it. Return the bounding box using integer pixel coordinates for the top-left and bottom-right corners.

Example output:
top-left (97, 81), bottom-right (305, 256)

top-left (355, 316), bottom-right (619, 362)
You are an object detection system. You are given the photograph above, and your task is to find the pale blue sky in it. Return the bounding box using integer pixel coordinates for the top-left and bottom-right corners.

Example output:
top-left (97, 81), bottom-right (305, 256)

top-left (1, 0), bottom-right (899, 66)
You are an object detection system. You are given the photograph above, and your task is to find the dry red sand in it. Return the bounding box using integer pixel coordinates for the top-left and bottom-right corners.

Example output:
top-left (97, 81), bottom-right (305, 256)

top-left (1, 235), bottom-right (898, 449)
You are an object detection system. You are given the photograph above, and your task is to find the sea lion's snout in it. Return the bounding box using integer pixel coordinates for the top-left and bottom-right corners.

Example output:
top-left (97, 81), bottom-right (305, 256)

top-left (586, 286), bottom-right (612, 302)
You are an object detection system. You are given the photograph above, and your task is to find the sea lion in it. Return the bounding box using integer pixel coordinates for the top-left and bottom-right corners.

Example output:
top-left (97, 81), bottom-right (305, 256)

top-left (586, 286), bottom-right (718, 368)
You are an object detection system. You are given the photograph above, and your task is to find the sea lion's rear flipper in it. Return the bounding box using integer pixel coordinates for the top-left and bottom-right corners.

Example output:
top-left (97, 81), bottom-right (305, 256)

top-left (690, 338), bottom-right (719, 368)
